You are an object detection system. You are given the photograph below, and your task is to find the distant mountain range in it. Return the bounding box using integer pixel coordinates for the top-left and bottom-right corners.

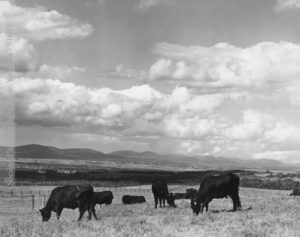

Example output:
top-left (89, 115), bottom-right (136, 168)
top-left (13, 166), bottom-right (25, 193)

top-left (0, 144), bottom-right (299, 171)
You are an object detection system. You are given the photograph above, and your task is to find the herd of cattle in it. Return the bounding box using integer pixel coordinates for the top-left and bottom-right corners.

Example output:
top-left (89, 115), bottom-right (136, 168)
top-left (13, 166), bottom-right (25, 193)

top-left (39, 172), bottom-right (242, 221)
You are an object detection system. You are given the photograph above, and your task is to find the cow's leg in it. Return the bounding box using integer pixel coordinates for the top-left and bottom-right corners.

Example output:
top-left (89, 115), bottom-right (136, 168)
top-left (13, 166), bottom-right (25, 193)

top-left (200, 202), bottom-right (205, 213)
top-left (87, 204), bottom-right (92, 220)
top-left (205, 202), bottom-right (209, 212)
top-left (154, 196), bottom-right (158, 208)
top-left (232, 192), bottom-right (242, 210)
top-left (57, 207), bottom-right (63, 220)
top-left (229, 194), bottom-right (237, 211)
top-left (91, 206), bottom-right (97, 220)
top-left (162, 198), bottom-right (166, 207)
top-left (159, 197), bottom-right (162, 208)
top-left (78, 208), bottom-right (85, 221)
top-left (78, 203), bottom-right (89, 221)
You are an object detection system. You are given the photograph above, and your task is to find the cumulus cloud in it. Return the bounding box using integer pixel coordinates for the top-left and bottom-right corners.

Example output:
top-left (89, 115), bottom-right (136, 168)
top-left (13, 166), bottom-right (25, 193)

top-left (134, 0), bottom-right (176, 11)
top-left (274, 0), bottom-right (300, 12)
top-left (265, 123), bottom-right (300, 144)
top-left (0, 34), bottom-right (86, 74)
top-left (39, 64), bottom-right (85, 79)
top-left (149, 42), bottom-right (300, 89)
top-left (2, 75), bottom-right (300, 160)
top-left (224, 110), bottom-right (274, 141)
top-left (0, 77), bottom-right (248, 140)
top-left (100, 64), bottom-right (147, 81)
top-left (0, 1), bottom-right (93, 41)
top-left (0, 33), bottom-right (37, 72)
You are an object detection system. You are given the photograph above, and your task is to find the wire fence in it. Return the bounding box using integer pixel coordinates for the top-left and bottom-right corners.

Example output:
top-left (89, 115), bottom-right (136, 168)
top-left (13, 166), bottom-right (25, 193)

top-left (0, 186), bottom-right (155, 213)
top-left (0, 186), bottom-right (284, 214)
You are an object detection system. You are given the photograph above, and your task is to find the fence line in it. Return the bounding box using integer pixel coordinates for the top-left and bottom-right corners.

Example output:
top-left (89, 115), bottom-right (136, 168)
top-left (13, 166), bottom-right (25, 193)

top-left (0, 185), bottom-right (155, 212)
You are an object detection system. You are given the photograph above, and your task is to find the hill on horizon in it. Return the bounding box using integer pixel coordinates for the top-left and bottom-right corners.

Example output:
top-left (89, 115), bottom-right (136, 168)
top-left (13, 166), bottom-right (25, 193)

top-left (0, 144), bottom-right (299, 171)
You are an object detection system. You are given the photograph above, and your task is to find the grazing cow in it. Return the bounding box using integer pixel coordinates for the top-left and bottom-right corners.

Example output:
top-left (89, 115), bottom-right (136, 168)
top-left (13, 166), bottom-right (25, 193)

top-left (186, 188), bottom-right (197, 199)
top-left (290, 181), bottom-right (300, 196)
top-left (122, 195), bottom-right (146, 204)
top-left (151, 179), bottom-right (176, 208)
top-left (39, 184), bottom-right (93, 221)
top-left (191, 173), bottom-right (241, 215)
top-left (174, 193), bottom-right (187, 200)
top-left (91, 191), bottom-right (113, 220)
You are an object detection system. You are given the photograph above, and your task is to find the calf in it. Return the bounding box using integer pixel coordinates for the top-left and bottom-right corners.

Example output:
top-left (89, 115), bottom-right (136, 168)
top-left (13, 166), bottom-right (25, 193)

top-left (91, 191), bottom-right (113, 220)
top-left (39, 184), bottom-right (93, 221)
top-left (186, 188), bottom-right (197, 199)
top-left (122, 195), bottom-right (146, 204)
top-left (191, 173), bottom-right (241, 215)
top-left (152, 179), bottom-right (176, 208)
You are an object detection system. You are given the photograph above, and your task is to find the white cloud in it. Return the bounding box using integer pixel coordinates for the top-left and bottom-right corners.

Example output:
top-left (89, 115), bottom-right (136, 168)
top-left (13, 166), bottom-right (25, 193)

top-left (0, 1), bottom-right (93, 41)
top-left (101, 64), bottom-right (148, 81)
top-left (0, 33), bottom-right (37, 72)
top-left (265, 123), bottom-right (300, 144)
top-left (224, 110), bottom-right (274, 141)
top-left (0, 77), bottom-right (246, 140)
top-left (134, 0), bottom-right (176, 11)
top-left (274, 0), bottom-right (300, 12)
top-left (39, 64), bottom-right (85, 79)
top-left (177, 140), bottom-right (203, 154)
top-left (163, 115), bottom-right (215, 139)
top-left (149, 42), bottom-right (300, 89)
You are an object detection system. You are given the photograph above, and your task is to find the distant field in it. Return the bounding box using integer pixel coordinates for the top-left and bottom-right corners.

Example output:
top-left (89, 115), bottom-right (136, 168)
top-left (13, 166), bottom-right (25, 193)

top-left (0, 186), bottom-right (299, 237)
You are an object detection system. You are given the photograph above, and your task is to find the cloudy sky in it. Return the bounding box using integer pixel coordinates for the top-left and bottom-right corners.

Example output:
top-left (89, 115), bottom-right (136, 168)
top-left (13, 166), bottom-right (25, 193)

top-left (1, 0), bottom-right (300, 163)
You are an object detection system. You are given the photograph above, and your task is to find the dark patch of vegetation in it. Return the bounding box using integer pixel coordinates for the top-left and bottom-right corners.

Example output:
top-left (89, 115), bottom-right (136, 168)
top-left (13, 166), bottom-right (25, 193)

top-left (15, 168), bottom-right (300, 191)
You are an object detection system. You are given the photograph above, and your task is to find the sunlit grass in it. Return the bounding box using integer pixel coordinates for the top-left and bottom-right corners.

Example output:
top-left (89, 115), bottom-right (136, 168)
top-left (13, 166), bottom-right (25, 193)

top-left (0, 187), bottom-right (299, 237)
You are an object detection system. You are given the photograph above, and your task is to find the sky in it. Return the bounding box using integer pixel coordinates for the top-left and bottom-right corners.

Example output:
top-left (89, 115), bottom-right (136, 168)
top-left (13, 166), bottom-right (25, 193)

top-left (0, 0), bottom-right (300, 163)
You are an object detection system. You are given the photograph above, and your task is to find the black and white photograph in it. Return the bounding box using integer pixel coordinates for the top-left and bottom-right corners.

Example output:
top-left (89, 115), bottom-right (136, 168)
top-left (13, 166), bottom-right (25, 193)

top-left (0, 0), bottom-right (300, 236)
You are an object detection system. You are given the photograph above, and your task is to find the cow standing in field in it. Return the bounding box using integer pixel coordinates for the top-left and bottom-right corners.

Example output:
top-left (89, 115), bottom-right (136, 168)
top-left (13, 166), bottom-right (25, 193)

top-left (191, 173), bottom-right (241, 215)
top-left (151, 179), bottom-right (176, 208)
top-left (39, 184), bottom-right (93, 221)
top-left (91, 191), bottom-right (113, 220)
top-left (122, 195), bottom-right (146, 204)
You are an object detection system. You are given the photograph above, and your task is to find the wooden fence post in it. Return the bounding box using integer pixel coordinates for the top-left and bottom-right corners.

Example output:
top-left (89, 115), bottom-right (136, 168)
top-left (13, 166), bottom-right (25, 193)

top-left (11, 190), bottom-right (13, 197)
top-left (32, 195), bottom-right (35, 210)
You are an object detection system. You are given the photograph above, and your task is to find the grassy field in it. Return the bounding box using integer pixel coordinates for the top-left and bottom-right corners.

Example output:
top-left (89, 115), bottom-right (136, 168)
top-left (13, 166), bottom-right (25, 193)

top-left (0, 186), bottom-right (299, 237)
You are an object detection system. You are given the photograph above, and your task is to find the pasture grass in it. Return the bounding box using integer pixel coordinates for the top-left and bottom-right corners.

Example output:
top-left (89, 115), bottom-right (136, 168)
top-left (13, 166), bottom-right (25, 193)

top-left (0, 187), bottom-right (299, 237)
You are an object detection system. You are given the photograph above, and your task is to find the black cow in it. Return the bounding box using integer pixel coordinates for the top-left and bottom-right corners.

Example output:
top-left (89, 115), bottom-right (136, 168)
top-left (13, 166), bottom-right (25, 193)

top-left (151, 179), bottom-right (176, 208)
top-left (290, 181), bottom-right (300, 196)
top-left (191, 173), bottom-right (241, 215)
top-left (39, 184), bottom-right (93, 221)
top-left (186, 188), bottom-right (197, 199)
top-left (91, 191), bottom-right (113, 220)
top-left (122, 195), bottom-right (146, 204)
top-left (174, 193), bottom-right (186, 200)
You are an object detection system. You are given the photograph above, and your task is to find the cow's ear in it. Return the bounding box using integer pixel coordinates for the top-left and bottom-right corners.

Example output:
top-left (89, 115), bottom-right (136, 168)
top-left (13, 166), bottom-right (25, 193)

top-left (39, 209), bottom-right (43, 213)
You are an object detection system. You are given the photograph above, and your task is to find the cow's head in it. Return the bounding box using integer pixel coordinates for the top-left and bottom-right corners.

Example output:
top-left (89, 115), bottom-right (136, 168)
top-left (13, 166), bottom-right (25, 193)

top-left (190, 197), bottom-right (201, 215)
top-left (166, 193), bottom-right (176, 208)
top-left (39, 208), bottom-right (51, 222)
